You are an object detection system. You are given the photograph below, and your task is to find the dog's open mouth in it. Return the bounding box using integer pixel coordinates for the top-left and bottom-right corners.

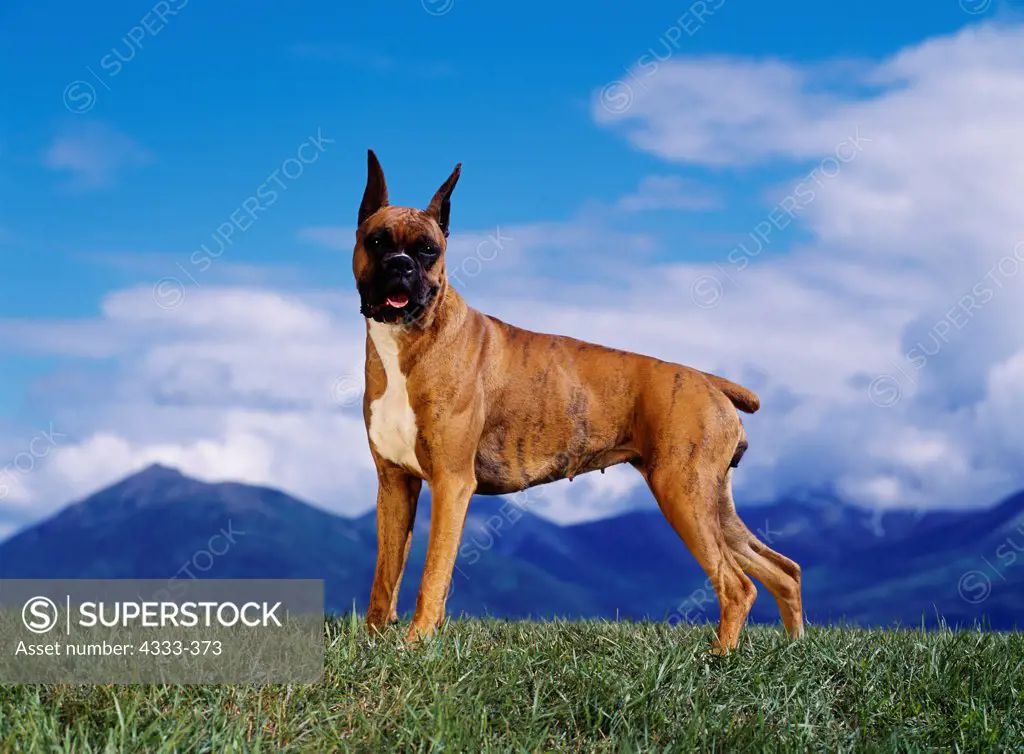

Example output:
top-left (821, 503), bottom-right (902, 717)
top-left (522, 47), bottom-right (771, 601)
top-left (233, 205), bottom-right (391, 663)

top-left (362, 288), bottom-right (414, 323)
top-left (360, 284), bottom-right (436, 324)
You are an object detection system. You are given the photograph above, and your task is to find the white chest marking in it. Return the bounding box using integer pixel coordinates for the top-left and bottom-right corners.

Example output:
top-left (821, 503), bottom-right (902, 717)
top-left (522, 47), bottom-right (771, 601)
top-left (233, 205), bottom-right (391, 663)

top-left (367, 321), bottom-right (424, 475)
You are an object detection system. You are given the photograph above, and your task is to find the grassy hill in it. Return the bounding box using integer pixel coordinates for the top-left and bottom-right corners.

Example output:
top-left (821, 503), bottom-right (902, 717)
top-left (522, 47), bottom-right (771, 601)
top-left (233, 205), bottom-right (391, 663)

top-left (1, 617), bottom-right (1021, 752)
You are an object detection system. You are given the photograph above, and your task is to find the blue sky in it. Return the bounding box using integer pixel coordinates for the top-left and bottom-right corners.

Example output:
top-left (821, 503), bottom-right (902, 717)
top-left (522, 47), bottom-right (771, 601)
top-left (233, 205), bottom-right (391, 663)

top-left (2, 0), bottom-right (1024, 532)
top-left (0, 0), bottom-right (978, 317)
top-left (0, 0), bottom-right (982, 411)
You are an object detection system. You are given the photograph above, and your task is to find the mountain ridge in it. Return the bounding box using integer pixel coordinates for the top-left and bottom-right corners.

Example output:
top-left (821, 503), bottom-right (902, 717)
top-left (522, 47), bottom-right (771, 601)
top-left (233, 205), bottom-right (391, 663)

top-left (1, 465), bottom-right (1021, 629)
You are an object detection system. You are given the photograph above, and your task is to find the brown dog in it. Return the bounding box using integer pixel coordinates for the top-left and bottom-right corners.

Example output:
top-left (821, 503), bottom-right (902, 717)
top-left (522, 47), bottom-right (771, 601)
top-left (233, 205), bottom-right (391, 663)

top-left (353, 150), bottom-right (803, 653)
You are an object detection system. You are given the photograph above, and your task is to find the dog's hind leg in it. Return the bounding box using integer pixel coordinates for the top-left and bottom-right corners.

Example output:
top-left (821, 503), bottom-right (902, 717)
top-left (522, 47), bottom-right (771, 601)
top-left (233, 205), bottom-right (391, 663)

top-left (718, 468), bottom-right (804, 639)
top-left (644, 458), bottom-right (757, 654)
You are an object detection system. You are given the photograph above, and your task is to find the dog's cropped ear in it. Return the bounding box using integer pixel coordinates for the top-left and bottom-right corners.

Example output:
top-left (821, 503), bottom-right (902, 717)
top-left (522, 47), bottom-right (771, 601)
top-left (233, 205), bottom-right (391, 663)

top-left (358, 150), bottom-right (389, 227)
top-left (425, 163), bottom-right (462, 238)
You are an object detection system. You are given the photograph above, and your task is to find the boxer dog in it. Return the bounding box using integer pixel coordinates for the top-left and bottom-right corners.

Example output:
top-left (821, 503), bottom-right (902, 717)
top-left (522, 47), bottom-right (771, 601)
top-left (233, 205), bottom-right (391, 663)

top-left (353, 150), bottom-right (803, 654)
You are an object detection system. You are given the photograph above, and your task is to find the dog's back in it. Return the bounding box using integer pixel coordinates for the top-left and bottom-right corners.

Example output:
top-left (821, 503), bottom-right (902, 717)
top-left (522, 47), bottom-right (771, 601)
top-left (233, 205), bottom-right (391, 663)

top-left (482, 311), bottom-right (760, 416)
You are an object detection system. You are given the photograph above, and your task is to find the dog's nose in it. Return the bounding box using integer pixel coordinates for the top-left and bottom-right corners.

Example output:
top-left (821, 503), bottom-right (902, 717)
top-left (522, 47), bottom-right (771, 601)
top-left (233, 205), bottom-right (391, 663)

top-left (383, 253), bottom-right (415, 276)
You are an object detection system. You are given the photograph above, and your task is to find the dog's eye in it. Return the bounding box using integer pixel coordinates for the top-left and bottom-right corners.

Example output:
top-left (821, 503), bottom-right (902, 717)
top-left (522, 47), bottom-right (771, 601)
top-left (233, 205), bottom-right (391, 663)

top-left (418, 244), bottom-right (438, 258)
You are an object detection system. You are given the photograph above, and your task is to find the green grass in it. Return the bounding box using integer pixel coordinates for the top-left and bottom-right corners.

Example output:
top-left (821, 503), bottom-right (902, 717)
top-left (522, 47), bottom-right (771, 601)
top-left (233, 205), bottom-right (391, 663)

top-left (2, 617), bottom-right (1022, 752)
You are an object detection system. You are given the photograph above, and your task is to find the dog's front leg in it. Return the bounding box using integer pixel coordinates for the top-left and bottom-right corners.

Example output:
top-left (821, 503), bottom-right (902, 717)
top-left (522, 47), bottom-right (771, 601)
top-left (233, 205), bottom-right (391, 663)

top-left (366, 464), bottom-right (421, 634)
top-left (405, 471), bottom-right (475, 645)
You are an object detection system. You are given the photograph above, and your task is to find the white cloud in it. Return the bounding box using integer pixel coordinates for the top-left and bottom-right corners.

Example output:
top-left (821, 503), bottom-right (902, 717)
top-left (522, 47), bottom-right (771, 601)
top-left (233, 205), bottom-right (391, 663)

top-left (596, 57), bottom-right (828, 167)
top-left (586, 21), bottom-right (1024, 513)
top-left (0, 285), bottom-right (376, 525)
top-left (43, 122), bottom-right (152, 190)
top-left (617, 175), bottom-right (720, 212)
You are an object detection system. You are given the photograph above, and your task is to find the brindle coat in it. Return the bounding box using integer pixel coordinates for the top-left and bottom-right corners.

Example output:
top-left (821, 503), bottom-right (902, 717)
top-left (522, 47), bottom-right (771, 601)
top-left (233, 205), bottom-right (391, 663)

top-left (353, 151), bottom-right (803, 653)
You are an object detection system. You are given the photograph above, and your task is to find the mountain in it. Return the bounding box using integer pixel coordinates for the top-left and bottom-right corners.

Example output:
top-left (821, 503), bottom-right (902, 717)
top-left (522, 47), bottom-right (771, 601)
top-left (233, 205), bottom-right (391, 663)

top-left (1, 465), bottom-right (1022, 629)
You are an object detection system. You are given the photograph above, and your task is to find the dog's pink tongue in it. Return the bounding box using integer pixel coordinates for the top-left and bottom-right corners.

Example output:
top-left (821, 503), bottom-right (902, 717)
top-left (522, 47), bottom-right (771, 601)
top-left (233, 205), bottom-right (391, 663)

top-left (386, 293), bottom-right (409, 308)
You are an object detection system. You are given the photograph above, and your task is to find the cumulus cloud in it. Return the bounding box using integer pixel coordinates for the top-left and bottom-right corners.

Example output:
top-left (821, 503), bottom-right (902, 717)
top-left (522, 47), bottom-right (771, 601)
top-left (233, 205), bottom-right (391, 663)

top-left (0, 284), bottom-right (376, 521)
top-left (591, 22), bottom-right (1024, 512)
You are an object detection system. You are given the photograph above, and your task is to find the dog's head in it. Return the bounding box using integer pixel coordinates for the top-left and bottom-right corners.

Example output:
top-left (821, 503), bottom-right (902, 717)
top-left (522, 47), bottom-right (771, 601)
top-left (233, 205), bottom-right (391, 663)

top-left (353, 150), bottom-right (461, 325)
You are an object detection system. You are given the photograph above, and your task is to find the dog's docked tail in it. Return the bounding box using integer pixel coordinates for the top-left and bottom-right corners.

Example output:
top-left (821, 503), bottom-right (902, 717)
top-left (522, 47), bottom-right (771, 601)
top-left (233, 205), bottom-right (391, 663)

top-left (703, 373), bottom-right (760, 414)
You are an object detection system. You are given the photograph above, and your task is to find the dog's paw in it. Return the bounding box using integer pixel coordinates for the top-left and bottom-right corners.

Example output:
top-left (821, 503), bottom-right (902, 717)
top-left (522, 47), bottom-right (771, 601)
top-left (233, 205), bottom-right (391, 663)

top-left (366, 618), bottom-right (393, 636)
top-left (402, 623), bottom-right (436, 648)
top-left (709, 639), bottom-right (738, 657)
